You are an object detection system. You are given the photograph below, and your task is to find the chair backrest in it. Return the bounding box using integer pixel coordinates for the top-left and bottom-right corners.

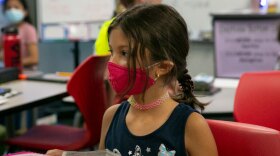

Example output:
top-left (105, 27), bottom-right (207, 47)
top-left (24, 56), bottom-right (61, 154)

top-left (67, 55), bottom-right (110, 146)
top-left (234, 71), bottom-right (280, 131)
top-left (207, 119), bottom-right (280, 156)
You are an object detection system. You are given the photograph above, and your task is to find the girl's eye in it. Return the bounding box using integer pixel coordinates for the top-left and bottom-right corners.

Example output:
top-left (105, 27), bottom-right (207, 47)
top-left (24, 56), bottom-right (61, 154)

top-left (121, 50), bottom-right (128, 57)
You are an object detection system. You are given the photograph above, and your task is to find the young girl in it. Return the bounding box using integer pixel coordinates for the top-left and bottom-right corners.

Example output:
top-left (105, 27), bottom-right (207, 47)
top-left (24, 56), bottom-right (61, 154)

top-left (96, 0), bottom-right (162, 108)
top-left (47, 4), bottom-right (217, 156)
top-left (2, 0), bottom-right (38, 69)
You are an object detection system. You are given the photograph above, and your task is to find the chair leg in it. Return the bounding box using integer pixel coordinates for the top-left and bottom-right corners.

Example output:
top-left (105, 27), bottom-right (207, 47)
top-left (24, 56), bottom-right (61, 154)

top-left (93, 144), bottom-right (99, 150)
top-left (3, 147), bottom-right (9, 155)
top-left (73, 111), bottom-right (82, 127)
top-left (89, 144), bottom-right (99, 151)
top-left (4, 145), bottom-right (17, 154)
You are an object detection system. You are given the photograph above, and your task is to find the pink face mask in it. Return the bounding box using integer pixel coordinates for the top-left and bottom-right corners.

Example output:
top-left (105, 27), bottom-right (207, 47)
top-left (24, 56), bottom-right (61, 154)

top-left (107, 62), bottom-right (156, 95)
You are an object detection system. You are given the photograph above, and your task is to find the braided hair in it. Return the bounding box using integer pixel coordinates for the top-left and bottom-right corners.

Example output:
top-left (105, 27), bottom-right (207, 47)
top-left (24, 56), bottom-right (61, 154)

top-left (176, 69), bottom-right (206, 110)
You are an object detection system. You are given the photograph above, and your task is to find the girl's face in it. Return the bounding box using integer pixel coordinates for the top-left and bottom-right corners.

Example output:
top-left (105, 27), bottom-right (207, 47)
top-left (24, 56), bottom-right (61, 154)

top-left (109, 27), bottom-right (152, 69)
top-left (109, 27), bottom-right (156, 68)
top-left (6, 0), bottom-right (26, 14)
top-left (109, 27), bottom-right (130, 67)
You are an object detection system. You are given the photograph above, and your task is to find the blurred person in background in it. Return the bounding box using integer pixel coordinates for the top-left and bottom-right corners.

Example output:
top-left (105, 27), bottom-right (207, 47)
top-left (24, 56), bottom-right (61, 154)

top-left (1, 0), bottom-right (39, 70)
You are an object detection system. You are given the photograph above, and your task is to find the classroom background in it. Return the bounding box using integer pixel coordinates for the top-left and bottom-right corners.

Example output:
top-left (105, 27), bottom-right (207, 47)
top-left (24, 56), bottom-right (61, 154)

top-left (1, 0), bottom-right (280, 155)
top-left (2, 0), bottom-right (273, 76)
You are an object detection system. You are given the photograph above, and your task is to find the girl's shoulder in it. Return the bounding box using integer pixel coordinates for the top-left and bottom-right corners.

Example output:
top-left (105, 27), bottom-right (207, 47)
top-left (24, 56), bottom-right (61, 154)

top-left (103, 104), bottom-right (121, 123)
top-left (185, 112), bottom-right (218, 155)
top-left (101, 104), bottom-right (121, 139)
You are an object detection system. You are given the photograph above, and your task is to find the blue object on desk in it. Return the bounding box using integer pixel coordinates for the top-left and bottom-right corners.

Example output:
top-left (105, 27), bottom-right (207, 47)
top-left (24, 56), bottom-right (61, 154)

top-left (0, 87), bottom-right (11, 95)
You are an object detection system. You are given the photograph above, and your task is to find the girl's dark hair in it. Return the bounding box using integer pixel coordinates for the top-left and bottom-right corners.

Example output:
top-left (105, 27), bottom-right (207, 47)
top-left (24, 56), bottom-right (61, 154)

top-left (3, 0), bottom-right (32, 23)
top-left (108, 4), bottom-right (207, 110)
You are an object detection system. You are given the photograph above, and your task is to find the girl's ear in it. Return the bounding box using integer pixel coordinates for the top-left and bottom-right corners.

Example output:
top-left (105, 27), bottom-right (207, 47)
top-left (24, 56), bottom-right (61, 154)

top-left (156, 60), bottom-right (174, 76)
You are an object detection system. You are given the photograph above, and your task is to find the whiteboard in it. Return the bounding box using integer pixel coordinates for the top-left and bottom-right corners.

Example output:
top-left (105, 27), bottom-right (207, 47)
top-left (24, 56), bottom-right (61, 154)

top-left (37, 0), bottom-right (115, 40)
top-left (162, 0), bottom-right (250, 38)
top-left (215, 19), bottom-right (280, 78)
top-left (38, 0), bottom-right (115, 23)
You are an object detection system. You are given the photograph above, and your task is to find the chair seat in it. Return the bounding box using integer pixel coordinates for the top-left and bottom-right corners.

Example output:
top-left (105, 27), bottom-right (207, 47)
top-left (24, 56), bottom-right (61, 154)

top-left (6, 125), bottom-right (89, 150)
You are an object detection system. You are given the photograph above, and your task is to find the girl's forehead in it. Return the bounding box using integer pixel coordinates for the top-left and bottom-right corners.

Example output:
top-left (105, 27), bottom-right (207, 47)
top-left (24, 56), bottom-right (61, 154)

top-left (109, 28), bottom-right (129, 46)
top-left (112, 27), bottom-right (125, 37)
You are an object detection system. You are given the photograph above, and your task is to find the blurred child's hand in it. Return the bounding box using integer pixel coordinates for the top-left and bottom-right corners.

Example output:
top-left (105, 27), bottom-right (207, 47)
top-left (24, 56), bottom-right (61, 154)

top-left (46, 149), bottom-right (64, 156)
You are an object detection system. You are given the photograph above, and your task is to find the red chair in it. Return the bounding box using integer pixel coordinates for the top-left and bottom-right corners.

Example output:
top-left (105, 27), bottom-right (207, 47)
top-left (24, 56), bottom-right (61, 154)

top-left (6, 55), bottom-right (110, 151)
top-left (234, 71), bottom-right (280, 131)
top-left (207, 119), bottom-right (280, 156)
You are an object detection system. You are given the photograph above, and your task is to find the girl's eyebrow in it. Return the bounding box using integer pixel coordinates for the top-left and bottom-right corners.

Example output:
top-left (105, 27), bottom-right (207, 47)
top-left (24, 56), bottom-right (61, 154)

top-left (109, 44), bottom-right (129, 49)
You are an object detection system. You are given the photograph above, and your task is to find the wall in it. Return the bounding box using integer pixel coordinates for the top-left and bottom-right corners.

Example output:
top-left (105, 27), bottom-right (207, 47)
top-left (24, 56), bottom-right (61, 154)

top-left (188, 42), bottom-right (214, 76)
top-left (26, 0), bottom-right (37, 28)
top-left (38, 41), bottom-right (93, 73)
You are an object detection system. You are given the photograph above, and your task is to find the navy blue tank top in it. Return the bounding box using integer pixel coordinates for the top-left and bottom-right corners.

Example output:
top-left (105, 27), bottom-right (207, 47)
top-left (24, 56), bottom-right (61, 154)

top-left (105, 101), bottom-right (196, 156)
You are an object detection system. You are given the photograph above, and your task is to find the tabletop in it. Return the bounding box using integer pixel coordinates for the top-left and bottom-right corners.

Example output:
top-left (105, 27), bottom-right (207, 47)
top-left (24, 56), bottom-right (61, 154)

top-left (0, 80), bottom-right (68, 116)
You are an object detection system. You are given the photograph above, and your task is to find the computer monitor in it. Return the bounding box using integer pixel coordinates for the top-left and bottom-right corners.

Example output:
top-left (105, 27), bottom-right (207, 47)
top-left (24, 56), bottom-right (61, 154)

top-left (214, 16), bottom-right (280, 78)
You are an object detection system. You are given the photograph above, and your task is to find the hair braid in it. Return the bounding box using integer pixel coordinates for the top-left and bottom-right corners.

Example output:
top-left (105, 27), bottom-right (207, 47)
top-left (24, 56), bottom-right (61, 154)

top-left (177, 69), bottom-right (207, 110)
top-left (178, 69), bottom-right (194, 92)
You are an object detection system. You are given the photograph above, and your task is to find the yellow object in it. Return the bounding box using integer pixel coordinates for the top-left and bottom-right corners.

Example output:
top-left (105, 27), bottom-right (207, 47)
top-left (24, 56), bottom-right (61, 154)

top-left (56, 72), bottom-right (72, 77)
top-left (267, 0), bottom-right (278, 13)
top-left (94, 18), bottom-right (114, 56)
top-left (268, 3), bottom-right (278, 13)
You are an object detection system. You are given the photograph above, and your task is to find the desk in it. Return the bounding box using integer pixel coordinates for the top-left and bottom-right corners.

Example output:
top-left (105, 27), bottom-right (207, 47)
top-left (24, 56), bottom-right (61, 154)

top-left (0, 80), bottom-right (68, 136)
top-left (0, 79), bottom-right (237, 117)
top-left (198, 79), bottom-right (239, 118)
top-left (0, 80), bottom-right (68, 116)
